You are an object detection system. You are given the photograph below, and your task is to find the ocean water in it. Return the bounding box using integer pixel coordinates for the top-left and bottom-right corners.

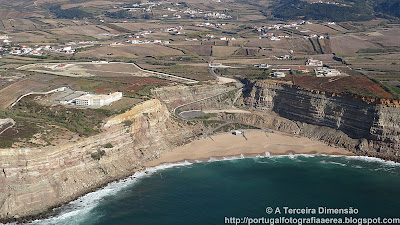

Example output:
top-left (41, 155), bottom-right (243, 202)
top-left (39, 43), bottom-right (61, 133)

top-left (18, 155), bottom-right (400, 225)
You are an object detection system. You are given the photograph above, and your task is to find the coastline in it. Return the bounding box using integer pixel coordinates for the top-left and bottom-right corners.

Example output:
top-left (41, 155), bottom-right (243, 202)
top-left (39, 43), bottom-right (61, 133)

top-left (145, 130), bottom-right (354, 167)
top-left (1, 129), bottom-right (384, 224)
top-left (0, 130), bottom-right (354, 224)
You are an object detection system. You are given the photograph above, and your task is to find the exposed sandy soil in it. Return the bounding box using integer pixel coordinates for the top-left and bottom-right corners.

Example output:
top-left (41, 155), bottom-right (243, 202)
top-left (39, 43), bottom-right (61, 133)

top-left (77, 44), bottom-right (184, 58)
top-left (145, 130), bottom-right (354, 167)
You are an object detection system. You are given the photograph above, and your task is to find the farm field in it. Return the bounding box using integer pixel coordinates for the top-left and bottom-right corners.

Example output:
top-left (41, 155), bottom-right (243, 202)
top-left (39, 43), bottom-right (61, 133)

top-left (77, 44), bottom-right (184, 59)
top-left (176, 44), bottom-right (213, 56)
top-left (10, 31), bottom-right (56, 43)
top-left (301, 24), bottom-right (340, 34)
top-left (212, 46), bottom-right (240, 57)
top-left (50, 25), bottom-right (120, 39)
top-left (61, 1), bottom-right (123, 9)
top-left (294, 75), bottom-right (393, 99)
top-left (363, 27), bottom-right (400, 47)
top-left (0, 74), bottom-right (57, 110)
top-left (330, 35), bottom-right (378, 54)
top-left (112, 22), bottom-right (165, 32)
top-left (245, 38), bottom-right (315, 54)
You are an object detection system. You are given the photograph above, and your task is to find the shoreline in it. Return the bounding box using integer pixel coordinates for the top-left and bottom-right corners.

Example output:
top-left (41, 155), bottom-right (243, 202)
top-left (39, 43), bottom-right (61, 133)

top-left (0, 130), bottom-right (354, 224)
top-left (145, 130), bottom-right (354, 167)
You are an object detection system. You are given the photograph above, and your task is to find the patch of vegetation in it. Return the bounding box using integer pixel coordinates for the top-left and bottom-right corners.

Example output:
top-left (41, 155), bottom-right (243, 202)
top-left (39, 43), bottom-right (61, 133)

top-left (271, 0), bottom-right (400, 21)
top-left (106, 10), bottom-right (137, 19)
top-left (104, 143), bottom-right (113, 148)
top-left (357, 48), bottom-right (387, 53)
top-left (344, 87), bottom-right (379, 98)
top-left (135, 85), bottom-right (154, 98)
top-left (374, 0), bottom-right (400, 18)
top-left (99, 166), bottom-right (108, 174)
top-left (246, 71), bottom-right (271, 80)
top-left (91, 149), bottom-right (106, 160)
top-left (195, 113), bottom-right (217, 120)
top-left (0, 119), bottom-right (38, 148)
top-left (215, 123), bottom-right (260, 133)
top-left (74, 44), bottom-right (102, 54)
top-left (103, 23), bottom-right (132, 33)
top-left (50, 5), bottom-right (93, 19)
top-left (2, 97), bottom-right (110, 138)
top-left (123, 120), bottom-right (133, 127)
top-left (391, 85), bottom-right (400, 94)
top-left (202, 120), bottom-right (226, 128)
top-left (271, 0), bottom-right (375, 22)
top-left (147, 61), bottom-right (177, 66)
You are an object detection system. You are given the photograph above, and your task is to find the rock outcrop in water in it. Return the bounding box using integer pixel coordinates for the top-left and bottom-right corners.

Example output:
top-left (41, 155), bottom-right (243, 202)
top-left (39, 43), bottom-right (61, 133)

top-left (0, 99), bottom-right (196, 222)
top-left (234, 80), bottom-right (400, 161)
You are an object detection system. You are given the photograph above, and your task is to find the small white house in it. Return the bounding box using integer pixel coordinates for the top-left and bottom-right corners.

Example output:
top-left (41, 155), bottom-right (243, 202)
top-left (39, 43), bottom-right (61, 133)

top-left (61, 46), bottom-right (72, 51)
top-left (232, 130), bottom-right (243, 135)
top-left (270, 72), bottom-right (286, 78)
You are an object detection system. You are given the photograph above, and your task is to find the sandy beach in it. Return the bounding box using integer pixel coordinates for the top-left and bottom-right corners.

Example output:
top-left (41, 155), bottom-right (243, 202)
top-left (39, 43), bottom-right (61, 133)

top-left (145, 130), bottom-right (354, 167)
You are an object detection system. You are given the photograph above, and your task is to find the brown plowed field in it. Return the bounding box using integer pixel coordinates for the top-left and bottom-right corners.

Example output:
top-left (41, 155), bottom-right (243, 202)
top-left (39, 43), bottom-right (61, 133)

top-left (294, 75), bottom-right (393, 99)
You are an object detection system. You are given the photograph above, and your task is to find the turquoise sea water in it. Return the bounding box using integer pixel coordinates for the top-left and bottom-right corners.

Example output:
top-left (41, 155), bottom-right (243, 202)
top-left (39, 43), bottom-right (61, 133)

top-left (23, 155), bottom-right (400, 225)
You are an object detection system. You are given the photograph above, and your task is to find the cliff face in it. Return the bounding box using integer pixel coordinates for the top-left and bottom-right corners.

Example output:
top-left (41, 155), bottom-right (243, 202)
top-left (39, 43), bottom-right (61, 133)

top-left (153, 83), bottom-right (237, 109)
top-left (0, 99), bottom-right (195, 221)
top-left (238, 81), bottom-right (400, 161)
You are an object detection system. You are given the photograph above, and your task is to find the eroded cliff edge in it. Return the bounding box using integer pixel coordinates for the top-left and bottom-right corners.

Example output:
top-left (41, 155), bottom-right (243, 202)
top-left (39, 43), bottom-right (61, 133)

top-left (231, 80), bottom-right (400, 161)
top-left (0, 99), bottom-right (197, 222)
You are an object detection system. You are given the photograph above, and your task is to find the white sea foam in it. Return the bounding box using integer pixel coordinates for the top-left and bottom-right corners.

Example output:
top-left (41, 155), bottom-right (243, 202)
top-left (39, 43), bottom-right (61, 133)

top-left (222, 156), bottom-right (241, 161)
top-left (352, 165), bottom-right (364, 169)
top-left (208, 157), bottom-right (218, 162)
top-left (317, 154), bottom-right (400, 167)
top-left (12, 161), bottom-right (193, 225)
top-left (4, 154), bottom-right (399, 225)
top-left (328, 161), bottom-right (347, 167)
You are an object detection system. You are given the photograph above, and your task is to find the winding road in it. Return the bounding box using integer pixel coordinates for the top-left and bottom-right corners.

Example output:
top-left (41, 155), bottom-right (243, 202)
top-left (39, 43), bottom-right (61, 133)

top-left (172, 67), bottom-right (273, 136)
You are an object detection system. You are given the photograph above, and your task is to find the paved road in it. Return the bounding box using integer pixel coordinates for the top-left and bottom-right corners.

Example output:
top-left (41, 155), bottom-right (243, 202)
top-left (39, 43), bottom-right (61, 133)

top-left (173, 68), bottom-right (273, 136)
top-left (179, 110), bottom-right (205, 119)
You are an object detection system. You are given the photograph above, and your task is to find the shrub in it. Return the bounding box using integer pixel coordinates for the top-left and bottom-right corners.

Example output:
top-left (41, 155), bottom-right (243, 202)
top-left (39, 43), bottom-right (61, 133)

top-left (123, 120), bottom-right (133, 127)
top-left (91, 149), bottom-right (106, 160)
top-left (104, 143), bottom-right (113, 148)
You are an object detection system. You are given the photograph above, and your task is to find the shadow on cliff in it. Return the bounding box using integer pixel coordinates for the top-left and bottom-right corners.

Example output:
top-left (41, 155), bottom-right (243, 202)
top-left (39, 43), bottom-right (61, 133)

top-left (241, 79), bottom-right (377, 140)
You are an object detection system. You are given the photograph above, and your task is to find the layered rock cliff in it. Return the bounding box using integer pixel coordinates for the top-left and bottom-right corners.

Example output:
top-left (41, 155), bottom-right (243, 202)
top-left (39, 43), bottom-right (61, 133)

top-left (236, 80), bottom-right (400, 161)
top-left (153, 83), bottom-right (238, 109)
top-left (0, 99), bottom-right (196, 222)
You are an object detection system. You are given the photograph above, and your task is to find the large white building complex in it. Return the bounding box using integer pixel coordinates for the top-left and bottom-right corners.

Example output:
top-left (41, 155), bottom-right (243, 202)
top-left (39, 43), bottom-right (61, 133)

top-left (74, 92), bottom-right (122, 107)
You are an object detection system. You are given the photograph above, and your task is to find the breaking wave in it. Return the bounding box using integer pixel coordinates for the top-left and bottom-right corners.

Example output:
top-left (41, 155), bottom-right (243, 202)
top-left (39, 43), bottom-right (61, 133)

top-left (13, 161), bottom-right (193, 225)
